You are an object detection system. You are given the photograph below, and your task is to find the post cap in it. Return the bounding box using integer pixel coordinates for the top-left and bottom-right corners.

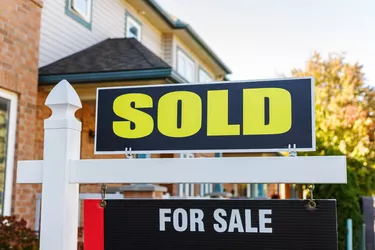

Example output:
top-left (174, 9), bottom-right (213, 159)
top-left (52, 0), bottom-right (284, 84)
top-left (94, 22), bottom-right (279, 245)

top-left (44, 80), bottom-right (82, 130)
top-left (45, 79), bottom-right (82, 108)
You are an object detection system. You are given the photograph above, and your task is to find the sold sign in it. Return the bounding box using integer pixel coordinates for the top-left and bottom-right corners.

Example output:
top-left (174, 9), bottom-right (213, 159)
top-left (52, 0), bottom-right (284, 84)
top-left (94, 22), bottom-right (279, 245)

top-left (94, 77), bottom-right (314, 154)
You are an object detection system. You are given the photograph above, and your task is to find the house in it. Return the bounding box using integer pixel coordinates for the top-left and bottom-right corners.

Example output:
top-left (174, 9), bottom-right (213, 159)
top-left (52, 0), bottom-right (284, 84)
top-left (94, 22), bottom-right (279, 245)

top-left (0, 0), bottom-right (43, 222)
top-left (36, 0), bottom-right (232, 202)
top-left (0, 0), bottom-right (297, 234)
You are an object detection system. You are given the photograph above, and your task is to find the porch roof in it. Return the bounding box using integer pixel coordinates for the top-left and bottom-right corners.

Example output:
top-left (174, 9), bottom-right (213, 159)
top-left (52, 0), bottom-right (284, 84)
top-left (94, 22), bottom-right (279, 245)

top-left (38, 38), bottom-right (185, 84)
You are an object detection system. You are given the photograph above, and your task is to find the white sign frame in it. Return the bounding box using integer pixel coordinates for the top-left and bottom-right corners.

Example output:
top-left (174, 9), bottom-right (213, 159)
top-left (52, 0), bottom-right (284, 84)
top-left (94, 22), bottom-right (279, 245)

top-left (16, 80), bottom-right (344, 250)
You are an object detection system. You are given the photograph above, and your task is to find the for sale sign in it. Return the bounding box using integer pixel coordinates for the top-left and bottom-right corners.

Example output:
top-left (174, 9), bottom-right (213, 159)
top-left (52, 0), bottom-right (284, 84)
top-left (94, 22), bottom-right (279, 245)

top-left (94, 77), bottom-right (315, 154)
top-left (84, 199), bottom-right (337, 250)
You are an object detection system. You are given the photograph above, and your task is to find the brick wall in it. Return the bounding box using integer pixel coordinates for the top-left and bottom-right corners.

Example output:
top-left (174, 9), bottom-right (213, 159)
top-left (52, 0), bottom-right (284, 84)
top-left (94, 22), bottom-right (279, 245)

top-left (0, 0), bottom-right (42, 227)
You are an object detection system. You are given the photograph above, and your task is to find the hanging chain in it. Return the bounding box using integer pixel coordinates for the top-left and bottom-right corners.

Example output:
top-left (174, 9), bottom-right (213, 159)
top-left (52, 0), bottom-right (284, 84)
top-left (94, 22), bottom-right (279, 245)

top-left (288, 144), bottom-right (316, 209)
top-left (308, 184), bottom-right (316, 208)
top-left (100, 183), bottom-right (107, 208)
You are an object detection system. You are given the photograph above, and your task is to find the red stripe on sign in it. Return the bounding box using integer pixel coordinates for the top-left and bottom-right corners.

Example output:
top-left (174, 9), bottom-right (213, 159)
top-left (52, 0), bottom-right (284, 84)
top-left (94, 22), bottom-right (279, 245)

top-left (84, 200), bottom-right (104, 250)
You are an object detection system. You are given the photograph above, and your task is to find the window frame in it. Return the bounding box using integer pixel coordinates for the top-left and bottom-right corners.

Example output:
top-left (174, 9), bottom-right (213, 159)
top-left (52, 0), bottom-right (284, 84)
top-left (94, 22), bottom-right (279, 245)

top-left (125, 12), bottom-right (142, 41)
top-left (72, 0), bottom-right (91, 21)
top-left (176, 47), bottom-right (196, 82)
top-left (0, 88), bottom-right (17, 216)
top-left (198, 67), bottom-right (213, 83)
top-left (65, 0), bottom-right (93, 30)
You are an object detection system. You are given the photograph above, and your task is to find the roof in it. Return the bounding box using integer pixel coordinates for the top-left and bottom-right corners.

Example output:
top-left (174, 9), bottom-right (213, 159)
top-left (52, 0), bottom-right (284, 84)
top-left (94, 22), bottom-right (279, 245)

top-left (39, 38), bottom-right (170, 76)
top-left (145, 0), bottom-right (232, 74)
top-left (38, 38), bottom-right (189, 84)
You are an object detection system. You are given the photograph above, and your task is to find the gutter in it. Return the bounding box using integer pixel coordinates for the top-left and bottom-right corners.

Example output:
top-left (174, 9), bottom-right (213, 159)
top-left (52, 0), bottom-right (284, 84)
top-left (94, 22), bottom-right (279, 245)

top-left (169, 70), bottom-right (189, 83)
top-left (39, 68), bottom-right (173, 84)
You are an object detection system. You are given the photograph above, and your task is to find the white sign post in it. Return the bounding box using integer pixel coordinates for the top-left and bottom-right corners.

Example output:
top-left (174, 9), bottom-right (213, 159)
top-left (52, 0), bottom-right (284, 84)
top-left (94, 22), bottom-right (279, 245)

top-left (16, 80), bottom-right (347, 250)
top-left (39, 81), bottom-right (81, 250)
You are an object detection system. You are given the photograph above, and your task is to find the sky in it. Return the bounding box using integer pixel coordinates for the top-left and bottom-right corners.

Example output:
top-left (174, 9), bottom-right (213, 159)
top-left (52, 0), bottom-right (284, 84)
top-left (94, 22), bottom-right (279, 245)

top-left (156, 0), bottom-right (375, 86)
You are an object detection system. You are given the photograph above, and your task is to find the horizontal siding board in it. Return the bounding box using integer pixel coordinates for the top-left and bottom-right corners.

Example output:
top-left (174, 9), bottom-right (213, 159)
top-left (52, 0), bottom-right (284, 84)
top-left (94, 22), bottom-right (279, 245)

top-left (39, 0), bottom-right (219, 80)
top-left (123, 3), bottom-right (163, 58)
top-left (39, 0), bottom-right (163, 68)
top-left (141, 25), bottom-right (162, 57)
top-left (38, 0), bottom-right (122, 66)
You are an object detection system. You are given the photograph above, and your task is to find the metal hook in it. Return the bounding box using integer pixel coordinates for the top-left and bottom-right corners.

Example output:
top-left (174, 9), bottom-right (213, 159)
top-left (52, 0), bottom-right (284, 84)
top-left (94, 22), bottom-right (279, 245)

top-left (100, 183), bottom-right (107, 208)
top-left (125, 147), bottom-right (133, 159)
top-left (307, 184), bottom-right (316, 209)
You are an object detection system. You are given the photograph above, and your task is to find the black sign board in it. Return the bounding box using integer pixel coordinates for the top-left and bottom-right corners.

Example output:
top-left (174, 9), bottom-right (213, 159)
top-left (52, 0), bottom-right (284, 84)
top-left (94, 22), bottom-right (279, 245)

top-left (360, 196), bottom-right (374, 249)
top-left (95, 77), bottom-right (315, 154)
top-left (84, 199), bottom-right (337, 250)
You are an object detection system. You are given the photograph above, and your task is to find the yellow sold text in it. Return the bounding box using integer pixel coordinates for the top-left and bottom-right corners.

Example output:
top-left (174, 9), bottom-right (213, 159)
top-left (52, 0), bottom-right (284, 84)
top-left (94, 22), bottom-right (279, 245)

top-left (112, 88), bottom-right (292, 138)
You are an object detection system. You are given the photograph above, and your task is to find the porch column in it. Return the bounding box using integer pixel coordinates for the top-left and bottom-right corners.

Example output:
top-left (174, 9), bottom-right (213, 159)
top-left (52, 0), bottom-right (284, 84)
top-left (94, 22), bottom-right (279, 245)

top-left (251, 184), bottom-right (258, 198)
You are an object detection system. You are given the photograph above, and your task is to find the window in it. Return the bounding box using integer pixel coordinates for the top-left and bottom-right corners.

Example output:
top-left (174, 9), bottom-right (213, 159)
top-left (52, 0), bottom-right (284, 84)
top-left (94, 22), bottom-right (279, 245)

top-left (177, 48), bottom-right (195, 82)
top-left (65, 0), bottom-right (92, 30)
top-left (199, 68), bottom-right (213, 82)
top-left (125, 13), bottom-right (142, 41)
top-left (71, 0), bottom-right (91, 20)
top-left (0, 89), bottom-right (17, 216)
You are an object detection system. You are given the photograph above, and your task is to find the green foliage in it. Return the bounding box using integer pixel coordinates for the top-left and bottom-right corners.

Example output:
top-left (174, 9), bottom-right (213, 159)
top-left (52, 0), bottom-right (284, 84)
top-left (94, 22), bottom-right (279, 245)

top-left (292, 53), bottom-right (375, 250)
top-left (292, 52), bottom-right (375, 164)
top-left (303, 139), bottom-right (375, 249)
top-left (0, 216), bottom-right (39, 250)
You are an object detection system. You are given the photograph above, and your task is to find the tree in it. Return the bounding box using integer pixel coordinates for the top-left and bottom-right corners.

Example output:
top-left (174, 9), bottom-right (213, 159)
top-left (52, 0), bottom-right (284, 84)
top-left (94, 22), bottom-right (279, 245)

top-left (291, 53), bottom-right (375, 249)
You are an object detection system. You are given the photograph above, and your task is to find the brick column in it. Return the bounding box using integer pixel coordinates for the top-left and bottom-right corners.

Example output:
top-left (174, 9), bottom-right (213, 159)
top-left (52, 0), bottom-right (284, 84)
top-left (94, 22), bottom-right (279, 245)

top-left (0, 0), bottom-right (43, 228)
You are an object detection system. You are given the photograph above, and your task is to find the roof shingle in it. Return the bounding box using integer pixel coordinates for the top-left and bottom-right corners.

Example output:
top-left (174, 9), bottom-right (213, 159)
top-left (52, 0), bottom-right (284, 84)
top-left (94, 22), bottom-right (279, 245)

top-left (39, 38), bottom-right (171, 75)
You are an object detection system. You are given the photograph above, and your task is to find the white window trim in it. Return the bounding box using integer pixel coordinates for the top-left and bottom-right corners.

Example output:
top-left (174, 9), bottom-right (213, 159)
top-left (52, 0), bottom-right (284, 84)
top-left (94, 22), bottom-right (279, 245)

top-left (126, 14), bottom-right (142, 41)
top-left (176, 48), bottom-right (195, 82)
top-left (70, 0), bottom-right (92, 22)
top-left (0, 88), bottom-right (18, 216)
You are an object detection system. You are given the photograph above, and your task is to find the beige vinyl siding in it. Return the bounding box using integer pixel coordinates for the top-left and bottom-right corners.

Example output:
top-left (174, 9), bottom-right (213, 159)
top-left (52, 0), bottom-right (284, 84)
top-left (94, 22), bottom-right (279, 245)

top-left (39, 0), bottom-right (163, 67)
top-left (141, 23), bottom-right (163, 57)
top-left (39, 0), bottom-right (124, 67)
top-left (173, 36), bottom-right (217, 82)
top-left (123, 2), bottom-right (163, 58)
top-left (162, 33), bottom-right (173, 66)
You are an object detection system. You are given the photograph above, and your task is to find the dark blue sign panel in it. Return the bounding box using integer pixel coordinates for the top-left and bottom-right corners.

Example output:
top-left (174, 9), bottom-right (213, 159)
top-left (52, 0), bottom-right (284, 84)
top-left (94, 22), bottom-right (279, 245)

top-left (95, 77), bottom-right (315, 154)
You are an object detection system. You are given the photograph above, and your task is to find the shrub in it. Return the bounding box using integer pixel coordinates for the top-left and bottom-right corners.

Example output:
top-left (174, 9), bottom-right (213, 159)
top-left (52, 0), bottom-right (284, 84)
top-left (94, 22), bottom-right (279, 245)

top-left (0, 216), bottom-right (39, 250)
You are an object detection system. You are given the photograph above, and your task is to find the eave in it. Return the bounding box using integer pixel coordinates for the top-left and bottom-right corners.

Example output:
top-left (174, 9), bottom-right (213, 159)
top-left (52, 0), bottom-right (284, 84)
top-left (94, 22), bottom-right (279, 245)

top-left (39, 68), bottom-right (187, 85)
top-left (129, 0), bottom-right (232, 75)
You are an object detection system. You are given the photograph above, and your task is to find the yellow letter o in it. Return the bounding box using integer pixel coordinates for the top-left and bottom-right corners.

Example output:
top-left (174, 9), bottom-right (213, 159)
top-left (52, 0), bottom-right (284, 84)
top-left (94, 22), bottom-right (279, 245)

top-left (157, 91), bottom-right (202, 137)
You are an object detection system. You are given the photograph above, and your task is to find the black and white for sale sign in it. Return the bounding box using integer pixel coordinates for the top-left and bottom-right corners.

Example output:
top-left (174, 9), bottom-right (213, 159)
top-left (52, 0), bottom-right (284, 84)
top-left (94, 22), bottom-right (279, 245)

top-left (84, 199), bottom-right (338, 250)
